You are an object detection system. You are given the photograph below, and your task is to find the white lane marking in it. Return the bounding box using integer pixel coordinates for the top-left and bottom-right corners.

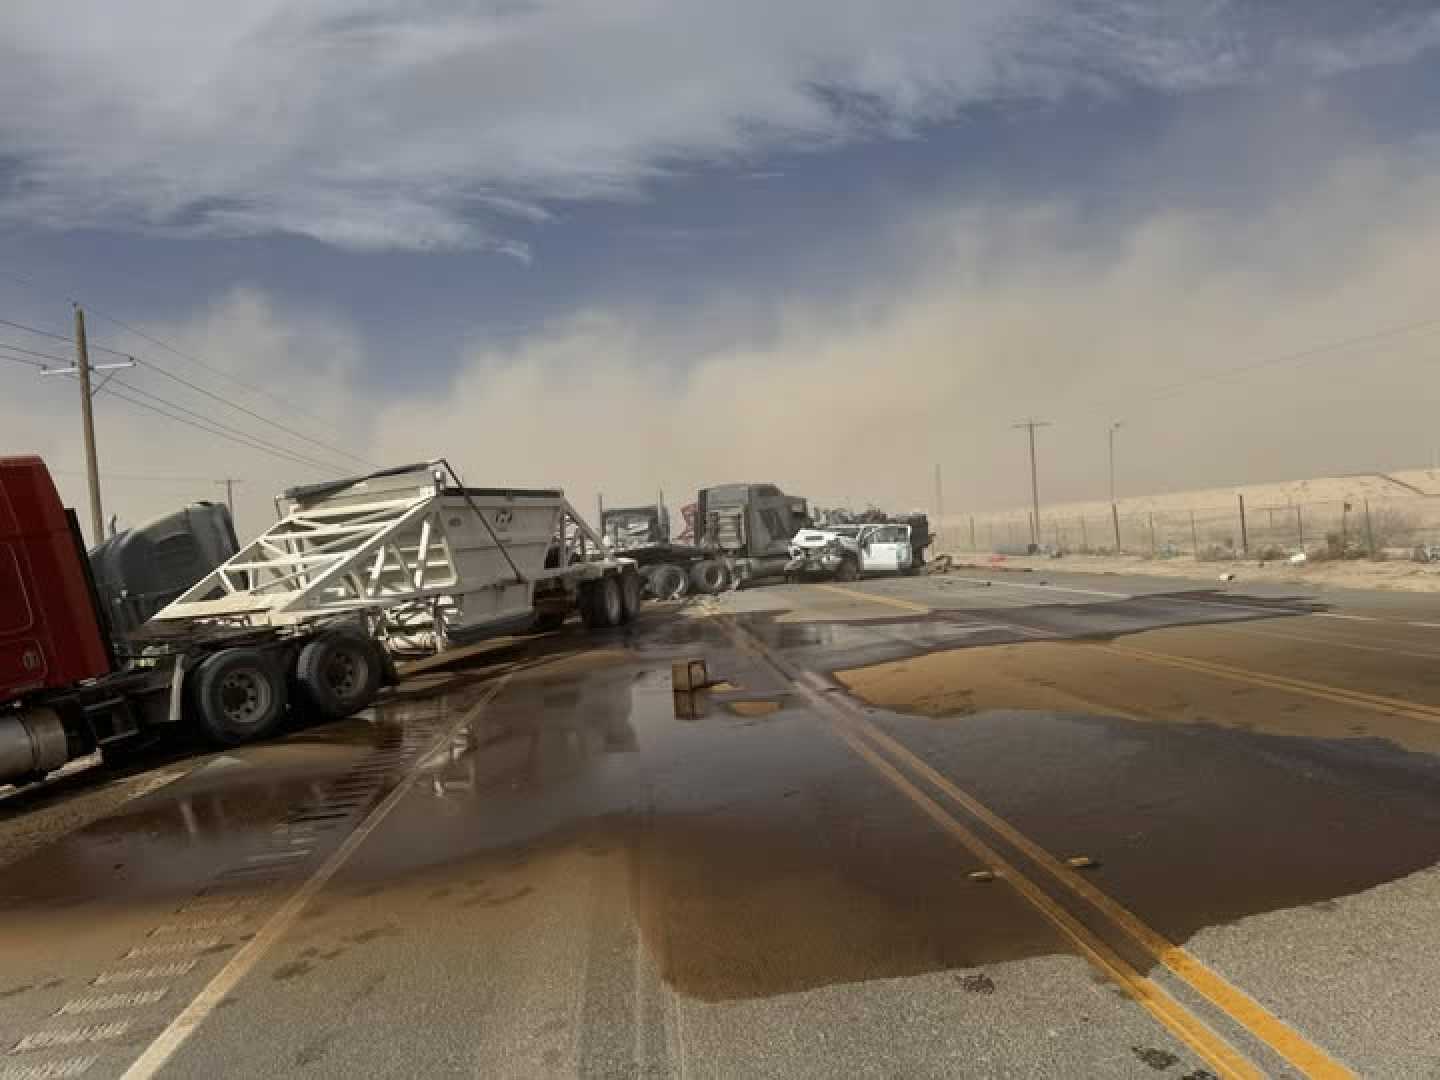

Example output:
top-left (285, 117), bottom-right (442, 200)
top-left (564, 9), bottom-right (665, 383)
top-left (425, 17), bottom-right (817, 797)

top-left (57, 990), bottom-right (168, 1016)
top-left (119, 675), bottom-right (515, 1080)
top-left (93, 961), bottom-right (195, 986)
top-left (244, 849), bottom-right (310, 864)
top-left (122, 768), bottom-right (192, 803)
top-left (12, 1022), bottom-right (130, 1053)
top-left (1312, 613), bottom-right (1377, 622)
top-left (149, 915), bottom-right (243, 935)
top-left (124, 939), bottom-right (222, 960)
top-left (0, 1056), bottom-right (97, 1079)
top-left (1407, 621), bottom-right (1440, 629)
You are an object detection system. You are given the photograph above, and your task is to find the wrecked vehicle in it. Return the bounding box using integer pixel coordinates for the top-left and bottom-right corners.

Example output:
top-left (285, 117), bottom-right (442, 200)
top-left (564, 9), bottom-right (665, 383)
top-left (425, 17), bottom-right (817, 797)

top-left (785, 522), bottom-right (917, 581)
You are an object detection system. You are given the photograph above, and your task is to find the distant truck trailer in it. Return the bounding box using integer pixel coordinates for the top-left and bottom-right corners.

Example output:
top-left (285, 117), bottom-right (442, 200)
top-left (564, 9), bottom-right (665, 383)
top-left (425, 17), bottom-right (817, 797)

top-left (600, 483), bottom-right (811, 597)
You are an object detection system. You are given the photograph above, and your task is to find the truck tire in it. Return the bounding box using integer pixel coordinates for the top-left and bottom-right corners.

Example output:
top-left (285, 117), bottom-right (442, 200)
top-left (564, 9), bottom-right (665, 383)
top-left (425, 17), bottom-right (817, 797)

top-left (690, 560), bottom-right (729, 595)
top-left (580, 576), bottom-right (623, 629)
top-left (835, 556), bottom-right (859, 582)
top-left (193, 647), bottom-right (288, 747)
top-left (295, 628), bottom-right (383, 720)
top-left (619, 569), bottom-right (643, 623)
top-left (647, 563), bottom-right (688, 601)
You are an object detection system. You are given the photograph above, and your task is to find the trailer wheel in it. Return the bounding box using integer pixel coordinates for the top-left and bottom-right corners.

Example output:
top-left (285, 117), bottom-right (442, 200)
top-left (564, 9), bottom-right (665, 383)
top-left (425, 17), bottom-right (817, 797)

top-left (193, 647), bottom-right (288, 747)
top-left (295, 628), bottom-right (383, 720)
top-left (580, 576), bottom-right (623, 629)
top-left (619, 570), bottom-right (643, 623)
top-left (690, 560), bottom-right (729, 595)
top-left (647, 563), bottom-right (688, 600)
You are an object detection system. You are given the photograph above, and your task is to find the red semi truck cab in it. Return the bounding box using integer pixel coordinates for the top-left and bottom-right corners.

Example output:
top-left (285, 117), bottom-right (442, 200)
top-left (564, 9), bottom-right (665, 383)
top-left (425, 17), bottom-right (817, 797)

top-left (0, 456), bottom-right (112, 703)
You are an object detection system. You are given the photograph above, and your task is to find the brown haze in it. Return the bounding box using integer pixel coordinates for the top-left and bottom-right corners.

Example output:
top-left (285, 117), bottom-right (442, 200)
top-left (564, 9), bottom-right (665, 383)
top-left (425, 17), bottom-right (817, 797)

top-left (7, 141), bottom-right (1438, 543)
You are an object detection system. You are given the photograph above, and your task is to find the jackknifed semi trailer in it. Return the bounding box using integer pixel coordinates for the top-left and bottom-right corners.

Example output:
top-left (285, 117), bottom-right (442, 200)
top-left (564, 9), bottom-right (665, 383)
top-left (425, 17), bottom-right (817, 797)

top-left (1, 458), bottom-right (640, 787)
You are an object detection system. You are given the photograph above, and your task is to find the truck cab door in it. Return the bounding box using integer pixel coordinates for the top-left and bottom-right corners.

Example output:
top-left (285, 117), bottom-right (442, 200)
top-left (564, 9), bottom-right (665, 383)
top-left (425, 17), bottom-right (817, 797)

top-left (860, 526), bottom-right (904, 573)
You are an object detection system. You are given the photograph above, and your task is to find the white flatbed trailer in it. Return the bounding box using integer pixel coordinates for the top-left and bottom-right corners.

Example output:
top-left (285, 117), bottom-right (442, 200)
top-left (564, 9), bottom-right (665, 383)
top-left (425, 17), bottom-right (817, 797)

top-left (120, 460), bottom-right (643, 748)
top-left (154, 459), bottom-right (640, 646)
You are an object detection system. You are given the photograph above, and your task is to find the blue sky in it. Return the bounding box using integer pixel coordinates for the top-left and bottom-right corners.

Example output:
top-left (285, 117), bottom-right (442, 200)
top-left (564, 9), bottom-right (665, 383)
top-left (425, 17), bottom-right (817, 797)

top-left (3, 3), bottom-right (1440, 535)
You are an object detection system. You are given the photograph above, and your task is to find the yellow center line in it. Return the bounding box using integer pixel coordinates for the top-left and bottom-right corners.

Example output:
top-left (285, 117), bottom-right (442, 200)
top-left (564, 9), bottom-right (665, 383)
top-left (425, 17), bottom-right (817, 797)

top-left (815, 583), bottom-right (931, 614)
top-left (1106, 644), bottom-right (1440, 724)
top-left (714, 618), bottom-right (1274, 1079)
top-left (713, 615), bottom-right (1355, 1079)
top-left (830, 723), bottom-right (1264, 1080)
top-left (845, 713), bottom-right (1354, 1079)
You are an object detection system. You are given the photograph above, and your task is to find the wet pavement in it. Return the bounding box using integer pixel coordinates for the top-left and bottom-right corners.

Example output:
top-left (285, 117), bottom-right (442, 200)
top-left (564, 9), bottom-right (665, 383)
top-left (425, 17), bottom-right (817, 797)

top-left (3, 568), bottom-right (1440, 1075)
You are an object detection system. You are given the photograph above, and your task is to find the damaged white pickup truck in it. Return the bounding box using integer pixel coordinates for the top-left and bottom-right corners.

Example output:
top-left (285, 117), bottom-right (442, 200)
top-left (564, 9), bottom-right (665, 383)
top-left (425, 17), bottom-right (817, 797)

top-left (785, 523), bottom-right (916, 582)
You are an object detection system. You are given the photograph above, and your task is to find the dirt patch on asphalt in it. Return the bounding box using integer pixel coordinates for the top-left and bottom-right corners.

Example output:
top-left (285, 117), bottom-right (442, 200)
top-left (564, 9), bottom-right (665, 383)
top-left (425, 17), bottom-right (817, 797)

top-left (834, 634), bottom-right (1440, 754)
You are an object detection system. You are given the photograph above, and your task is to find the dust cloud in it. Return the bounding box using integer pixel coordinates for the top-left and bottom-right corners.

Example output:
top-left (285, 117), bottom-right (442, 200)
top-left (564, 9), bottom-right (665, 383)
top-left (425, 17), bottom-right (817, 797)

top-left (376, 149), bottom-right (1440, 523)
top-left (8, 138), bottom-right (1440, 541)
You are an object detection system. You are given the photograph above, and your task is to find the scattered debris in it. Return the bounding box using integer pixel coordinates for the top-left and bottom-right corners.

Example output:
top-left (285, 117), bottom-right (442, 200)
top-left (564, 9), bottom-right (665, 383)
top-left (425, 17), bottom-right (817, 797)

top-left (1131, 1046), bottom-right (1181, 1070)
top-left (671, 659), bottom-right (710, 692)
top-left (956, 972), bottom-right (996, 994)
top-left (968, 869), bottom-right (997, 883)
top-left (1219, 572), bottom-right (1236, 582)
top-left (1065, 856), bottom-right (1099, 869)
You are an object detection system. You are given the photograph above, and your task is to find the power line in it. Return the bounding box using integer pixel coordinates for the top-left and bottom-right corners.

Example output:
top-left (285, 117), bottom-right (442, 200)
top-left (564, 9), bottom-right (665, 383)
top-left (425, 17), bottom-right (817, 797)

top-left (127, 357), bottom-right (376, 471)
top-left (85, 306), bottom-right (371, 445)
top-left (46, 466), bottom-right (226, 484)
top-left (0, 315), bottom-right (130, 357)
top-left (1075, 314), bottom-right (1440, 418)
top-left (4, 309), bottom-right (376, 470)
top-left (0, 351), bottom-right (48, 370)
top-left (100, 379), bottom-right (343, 476)
top-left (106, 377), bottom-right (342, 475)
top-left (0, 340), bottom-right (71, 365)
top-left (4, 271), bottom-right (373, 445)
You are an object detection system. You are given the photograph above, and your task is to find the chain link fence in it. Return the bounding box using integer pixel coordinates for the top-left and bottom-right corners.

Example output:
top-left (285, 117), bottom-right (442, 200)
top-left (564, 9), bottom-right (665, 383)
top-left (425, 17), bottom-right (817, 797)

top-left (940, 495), bottom-right (1440, 562)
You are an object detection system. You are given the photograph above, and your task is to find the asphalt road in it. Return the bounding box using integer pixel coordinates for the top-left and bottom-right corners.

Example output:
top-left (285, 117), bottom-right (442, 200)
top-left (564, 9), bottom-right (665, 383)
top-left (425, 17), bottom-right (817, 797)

top-left (5, 566), bottom-right (1440, 1077)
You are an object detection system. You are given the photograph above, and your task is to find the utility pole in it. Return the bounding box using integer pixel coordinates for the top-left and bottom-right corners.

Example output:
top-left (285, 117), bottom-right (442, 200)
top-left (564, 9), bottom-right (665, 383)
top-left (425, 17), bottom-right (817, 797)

top-left (934, 463), bottom-right (944, 528)
top-left (216, 478), bottom-right (237, 516)
top-left (39, 305), bottom-right (133, 544)
top-left (1109, 421), bottom-right (1122, 553)
top-left (1013, 420), bottom-right (1050, 546)
top-left (74, 307), bottom-right (101, 543)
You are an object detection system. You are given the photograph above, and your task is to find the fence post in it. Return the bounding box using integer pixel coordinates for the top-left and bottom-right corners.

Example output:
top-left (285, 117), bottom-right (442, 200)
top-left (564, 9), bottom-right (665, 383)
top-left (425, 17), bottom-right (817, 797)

top-left (1190, 510), bottom-right (1198, 555)
top-left (1364, 498), bottom-right (1376, 556)
top-left (1148, 513), bottom-right (1156, 555)
top-left (1295, 505), bottom-right (1304, 549)
top-left (1238, 494), bottom-right (1249, 554)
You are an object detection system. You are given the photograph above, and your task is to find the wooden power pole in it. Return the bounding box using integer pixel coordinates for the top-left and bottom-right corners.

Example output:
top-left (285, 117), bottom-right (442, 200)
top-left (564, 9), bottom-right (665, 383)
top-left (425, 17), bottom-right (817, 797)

top-left (1014, 420), bottom-right (1051, 546)
top-left (40, 306), bottom-right (131, 543)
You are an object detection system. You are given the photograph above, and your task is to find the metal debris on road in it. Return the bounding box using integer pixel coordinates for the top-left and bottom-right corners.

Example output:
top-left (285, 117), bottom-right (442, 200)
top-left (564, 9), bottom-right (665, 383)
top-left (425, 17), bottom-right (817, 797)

top-left (968, 869), bottom-right (997, 883)
top-left (1065, 856), bottom-right (1099, 869)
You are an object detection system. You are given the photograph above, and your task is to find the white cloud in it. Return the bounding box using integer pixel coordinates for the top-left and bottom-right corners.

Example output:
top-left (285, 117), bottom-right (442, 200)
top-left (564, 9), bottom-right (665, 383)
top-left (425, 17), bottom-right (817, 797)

top-left (2, 1), bottom-right (1436, 252)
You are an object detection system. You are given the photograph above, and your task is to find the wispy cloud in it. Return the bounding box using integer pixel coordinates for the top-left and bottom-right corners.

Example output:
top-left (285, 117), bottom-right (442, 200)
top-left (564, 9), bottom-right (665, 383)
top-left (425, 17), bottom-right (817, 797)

top-left (2, 1), bottom-right (1436, 253)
